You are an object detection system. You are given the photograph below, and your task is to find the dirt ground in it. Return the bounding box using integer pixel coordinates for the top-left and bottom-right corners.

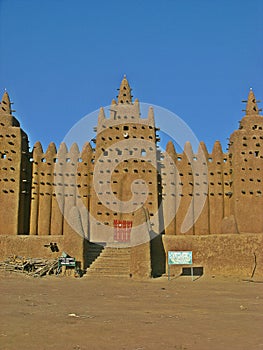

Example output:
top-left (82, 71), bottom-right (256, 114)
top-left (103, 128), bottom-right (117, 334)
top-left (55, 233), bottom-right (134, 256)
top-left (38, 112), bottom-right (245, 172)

top-left (0, 272), bottom-right (263, 350)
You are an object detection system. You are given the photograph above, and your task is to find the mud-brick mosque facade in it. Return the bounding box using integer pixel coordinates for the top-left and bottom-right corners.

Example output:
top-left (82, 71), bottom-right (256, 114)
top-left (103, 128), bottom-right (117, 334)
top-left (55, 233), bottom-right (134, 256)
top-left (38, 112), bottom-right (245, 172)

top-left (0, 77), bottom-right (262, 278)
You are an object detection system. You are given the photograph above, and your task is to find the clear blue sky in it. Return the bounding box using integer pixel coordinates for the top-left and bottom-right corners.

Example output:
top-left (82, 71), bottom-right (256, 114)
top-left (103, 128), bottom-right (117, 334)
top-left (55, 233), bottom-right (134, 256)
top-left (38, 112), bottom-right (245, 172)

top-left (0, 0), bottom-right (262, 152)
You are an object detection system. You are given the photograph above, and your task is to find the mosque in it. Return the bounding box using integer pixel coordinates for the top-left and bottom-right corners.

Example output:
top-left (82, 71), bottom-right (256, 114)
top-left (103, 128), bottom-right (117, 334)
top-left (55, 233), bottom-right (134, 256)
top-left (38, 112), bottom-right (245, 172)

top-left (0, 77), bottom-right (262, 278)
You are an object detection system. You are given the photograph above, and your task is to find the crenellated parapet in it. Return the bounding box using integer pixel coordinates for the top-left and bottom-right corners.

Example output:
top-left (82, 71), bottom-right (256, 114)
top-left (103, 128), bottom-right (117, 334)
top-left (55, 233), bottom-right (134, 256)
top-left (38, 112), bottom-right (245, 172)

top-left (28, 141), bottom-right (94, 236)
top-left (161, 139), bottom-right (232, 235)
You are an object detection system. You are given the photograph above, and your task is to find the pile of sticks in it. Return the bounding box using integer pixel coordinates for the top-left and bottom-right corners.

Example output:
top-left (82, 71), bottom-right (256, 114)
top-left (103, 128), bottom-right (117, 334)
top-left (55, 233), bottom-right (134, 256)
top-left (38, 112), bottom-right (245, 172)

top-left (0, 256), bottom-right (58, 277)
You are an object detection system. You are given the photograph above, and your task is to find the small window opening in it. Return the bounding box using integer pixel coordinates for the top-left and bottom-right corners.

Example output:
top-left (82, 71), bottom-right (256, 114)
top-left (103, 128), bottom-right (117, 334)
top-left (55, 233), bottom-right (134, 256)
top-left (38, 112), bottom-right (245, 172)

top-left (141, 149), bottom-right (146, 157)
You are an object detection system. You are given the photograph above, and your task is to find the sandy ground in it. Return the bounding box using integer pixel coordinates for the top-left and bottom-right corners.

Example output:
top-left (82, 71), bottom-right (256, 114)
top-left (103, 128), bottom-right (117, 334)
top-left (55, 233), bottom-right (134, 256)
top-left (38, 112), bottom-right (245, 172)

top-left (0, 272), bottom-right (263, 350)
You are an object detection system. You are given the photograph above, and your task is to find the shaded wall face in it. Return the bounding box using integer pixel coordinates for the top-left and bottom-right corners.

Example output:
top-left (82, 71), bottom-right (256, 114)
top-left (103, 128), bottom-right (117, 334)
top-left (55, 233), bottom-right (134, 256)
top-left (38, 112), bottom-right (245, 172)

top-left (18, 131), bottom-right (32, 234)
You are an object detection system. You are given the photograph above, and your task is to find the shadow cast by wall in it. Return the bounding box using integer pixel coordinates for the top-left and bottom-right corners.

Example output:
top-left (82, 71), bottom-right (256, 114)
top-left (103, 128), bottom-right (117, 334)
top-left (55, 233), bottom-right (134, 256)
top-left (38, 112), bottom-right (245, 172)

top-left (150, 232), bottom-right (166, 277)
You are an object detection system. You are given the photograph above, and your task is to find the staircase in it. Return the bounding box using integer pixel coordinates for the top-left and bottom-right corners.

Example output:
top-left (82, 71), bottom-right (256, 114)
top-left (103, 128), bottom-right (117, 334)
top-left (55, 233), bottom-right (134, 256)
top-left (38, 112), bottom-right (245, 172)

top-left (85, 245), bottom-right (131, 277)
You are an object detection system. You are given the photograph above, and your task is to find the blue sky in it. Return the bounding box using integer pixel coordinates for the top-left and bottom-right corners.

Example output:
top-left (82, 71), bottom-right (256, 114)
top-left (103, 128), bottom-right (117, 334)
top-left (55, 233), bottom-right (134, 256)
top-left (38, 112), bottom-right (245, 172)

top-left (0, 0), bottom-right (262, 152)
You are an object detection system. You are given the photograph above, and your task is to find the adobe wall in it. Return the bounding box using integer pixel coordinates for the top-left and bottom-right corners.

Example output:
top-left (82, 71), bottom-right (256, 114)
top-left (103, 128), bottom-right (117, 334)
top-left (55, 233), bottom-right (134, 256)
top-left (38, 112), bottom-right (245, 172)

top-left (161, 140), bottom-right (234, 235)
top-left (0, 235), bottom-right (63, 259)
top-left (0, 120), bottom-right (30, 235)
top-left (130, 242), bottom-right (151, 278)
top-left (0, 233), bottom-right (85, 268)
top-left (229, 114), bottom-right (263, 233)
top-left (162, 234), bottom-right (263, 279)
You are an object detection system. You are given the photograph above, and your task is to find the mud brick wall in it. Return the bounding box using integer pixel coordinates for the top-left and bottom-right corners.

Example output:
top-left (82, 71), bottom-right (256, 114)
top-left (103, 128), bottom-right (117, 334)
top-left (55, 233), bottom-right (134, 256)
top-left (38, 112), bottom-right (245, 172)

top-left (162, 233), bottom-right (263, 279)
top-left (0, 233), bottom-right (85, 268)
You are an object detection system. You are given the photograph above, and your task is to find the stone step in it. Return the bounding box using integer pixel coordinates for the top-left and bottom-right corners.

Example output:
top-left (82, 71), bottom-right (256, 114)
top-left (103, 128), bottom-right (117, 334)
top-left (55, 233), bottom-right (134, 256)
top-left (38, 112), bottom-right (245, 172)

top-left (99, 250), bottom-right (131, 255)
top-left (87, 265), bottom-right (130, 271)
top-left (86, 269), bottom-right (130, 276)
top-left (85, 246), bottom-right (131, 277)
top-left (91, 258), bottom-right (129, 264)
top-left (90, 257), bottom-right (130, 265)
top-left (88, 265), bottom-right (130, 271)
top-left (86, 273), bottom-right (130, 278)
top-left (95, 254), bottom-right (130, 259)
top-left (90, 263), bottom-right (130, 270)
top-left (98, 252), bottom-right (130, 257)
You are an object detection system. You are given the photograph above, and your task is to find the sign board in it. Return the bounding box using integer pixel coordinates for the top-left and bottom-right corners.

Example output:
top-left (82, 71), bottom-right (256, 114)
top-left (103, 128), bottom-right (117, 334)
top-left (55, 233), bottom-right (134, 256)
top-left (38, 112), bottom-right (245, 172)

top-left (58, 257), bottom-right (76, 267)
top-left (168, 251), bottom-right (192, 265)
top-left (167, 251), bottom-right (193, 281)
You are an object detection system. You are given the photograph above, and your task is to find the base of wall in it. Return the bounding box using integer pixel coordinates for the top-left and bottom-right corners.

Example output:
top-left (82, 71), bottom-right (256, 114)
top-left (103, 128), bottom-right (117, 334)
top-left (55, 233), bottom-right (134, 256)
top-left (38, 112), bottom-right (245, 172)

top-left (0, 234), bottom-right (85, 269)
top-left (1, 233), bottom-right (262, 279)
top-left (162, 233), bottom-right (263, 279)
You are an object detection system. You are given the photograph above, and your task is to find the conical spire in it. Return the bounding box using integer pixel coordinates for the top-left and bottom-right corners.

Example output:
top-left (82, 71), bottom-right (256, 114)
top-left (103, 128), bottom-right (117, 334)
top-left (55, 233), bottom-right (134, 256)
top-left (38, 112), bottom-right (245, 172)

top-left (32, 141), bottom-right (44, 160)
top-left (184, 141), bottom-right (193, 159)
top-left (0, 90), bottom-right (12, 115)
top-left (58, 142), bottom-right (68, 157)
top-left (98, 107), bottom-right (105, 123)
top-left (245, 88), bottom-right (260, 116)
top-left (147, 106), bottom-right (155, 124)
top-left (166, 141), bottom-right (177, 163)
top-left (117, 75), bottom-right (132, 104)
top-left (212, 140), bottom-right (223, 155)
top-left (80, 142), bottom-right (93, 162)
top-left (198, 141), bottom-right (209, 159)
top-left (45, 142), bottom-right (57, 161)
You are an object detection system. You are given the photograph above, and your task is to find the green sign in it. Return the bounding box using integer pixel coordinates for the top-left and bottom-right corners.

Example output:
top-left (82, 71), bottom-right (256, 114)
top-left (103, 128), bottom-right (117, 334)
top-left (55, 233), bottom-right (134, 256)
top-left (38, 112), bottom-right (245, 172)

top-left (168, 251), bottom-right (192, 265)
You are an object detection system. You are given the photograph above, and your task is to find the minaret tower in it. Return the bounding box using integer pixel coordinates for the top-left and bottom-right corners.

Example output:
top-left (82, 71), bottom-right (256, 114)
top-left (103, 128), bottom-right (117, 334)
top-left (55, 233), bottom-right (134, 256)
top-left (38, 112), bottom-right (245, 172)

top-left (229, 89), bottom-right (263, 233)
top-left (117, 75), bottom-right (132, 104)
top-left (0, 91), bottom-right (31, 235)
top-left (89, 76), bottom-right (160, 244)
